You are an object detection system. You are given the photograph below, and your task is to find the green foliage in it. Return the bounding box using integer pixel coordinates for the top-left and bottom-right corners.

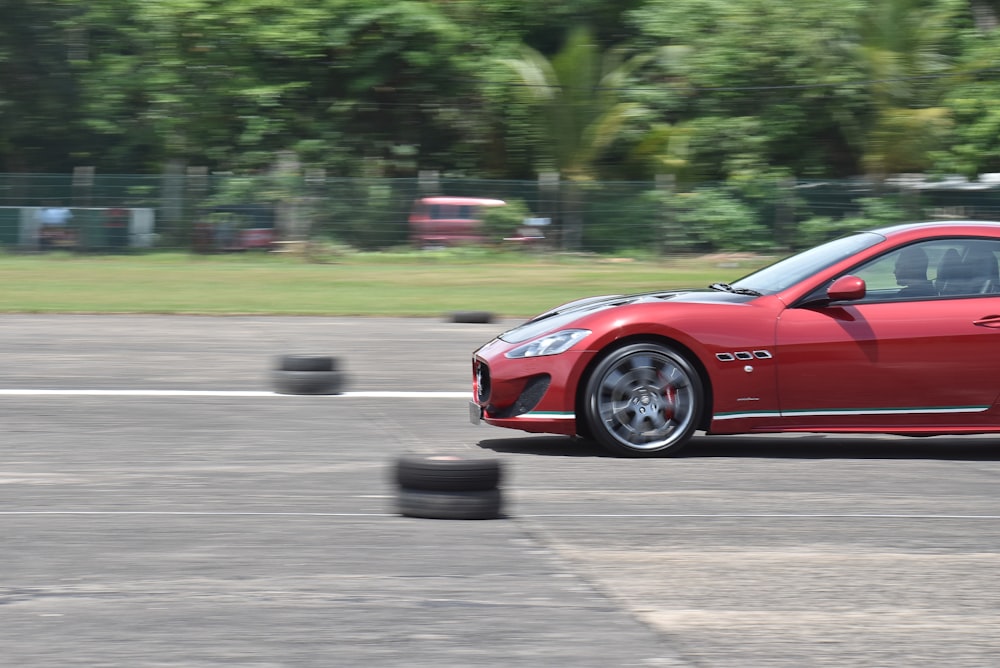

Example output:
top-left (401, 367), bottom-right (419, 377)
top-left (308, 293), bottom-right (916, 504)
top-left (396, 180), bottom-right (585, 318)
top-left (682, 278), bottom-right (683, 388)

top-left (796, 196), bottom-right (909, 246)
top-left (3, 0), bottom-right (1000, 193)
top-left (315, 178), bottom-right (417, 250)
top-left (667, 189), bottom-right (771, 252)
top-left (627, 0), bottom-right (871, 179)
top-left (481, 199), bottom-right (532, 241)
top-left (577, 182), bottom-right (773, 254)
top-left (580, 186), bottom-right (663, 253)
top-left (500, 26), bottom-right (650, 180)
top-left (0, 0), bottom-right (85, 171)
top-left (932, 35), bottom-right (1000, 176)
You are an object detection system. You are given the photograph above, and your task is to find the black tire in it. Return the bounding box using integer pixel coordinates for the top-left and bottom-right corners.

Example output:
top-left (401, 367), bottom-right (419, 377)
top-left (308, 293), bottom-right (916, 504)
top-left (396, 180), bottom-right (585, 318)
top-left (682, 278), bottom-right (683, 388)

top-left (396, 488), bottom-right (504, 520)
top-left (449, 310), bottom-right (494, 324)
top-left (582, 342), bottom-right (703, 457)
top-left (271, 369), bottom-right (345, 395)
top-left (277, 354), bottom-right (338, 372)
top-left (394, 454), bottom-right (502, 492)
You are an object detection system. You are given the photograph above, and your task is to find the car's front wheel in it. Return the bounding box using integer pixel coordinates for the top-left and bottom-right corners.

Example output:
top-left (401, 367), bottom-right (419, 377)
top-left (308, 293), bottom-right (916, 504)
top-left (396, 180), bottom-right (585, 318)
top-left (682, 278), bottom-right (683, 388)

top-left (583, 342), bottom-right (703, 457)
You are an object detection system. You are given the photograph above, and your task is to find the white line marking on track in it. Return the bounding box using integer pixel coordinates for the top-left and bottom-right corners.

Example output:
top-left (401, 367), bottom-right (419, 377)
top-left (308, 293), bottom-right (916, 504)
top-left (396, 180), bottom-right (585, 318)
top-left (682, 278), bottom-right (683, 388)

top-left (0, 511), bottom-right (998, 520)
top-left (0, 510), bottom-right (393, 517)
top-left (0, 389), bottom-right (469, 399)
top-left (519, 514), bottom-right (1000, 519)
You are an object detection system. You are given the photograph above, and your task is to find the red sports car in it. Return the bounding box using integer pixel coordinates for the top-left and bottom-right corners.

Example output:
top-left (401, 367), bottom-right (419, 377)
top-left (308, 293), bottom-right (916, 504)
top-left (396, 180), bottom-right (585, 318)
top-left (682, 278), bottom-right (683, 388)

top-left (470, 221), bottom-right (1000, 457)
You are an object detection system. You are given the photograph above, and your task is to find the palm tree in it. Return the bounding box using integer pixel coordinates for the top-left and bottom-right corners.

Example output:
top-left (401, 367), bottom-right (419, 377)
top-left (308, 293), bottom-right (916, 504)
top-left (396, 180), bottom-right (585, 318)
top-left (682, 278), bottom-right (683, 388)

top-left (501, 26), bottom-right (645, 181)
top-left (501, 26), bottom-right (685, 247)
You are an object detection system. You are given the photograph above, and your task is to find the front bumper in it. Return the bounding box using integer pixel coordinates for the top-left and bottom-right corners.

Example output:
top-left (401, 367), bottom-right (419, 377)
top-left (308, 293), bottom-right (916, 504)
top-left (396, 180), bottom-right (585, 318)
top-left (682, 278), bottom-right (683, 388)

top-left (471, 340), bottom-right (583, 436)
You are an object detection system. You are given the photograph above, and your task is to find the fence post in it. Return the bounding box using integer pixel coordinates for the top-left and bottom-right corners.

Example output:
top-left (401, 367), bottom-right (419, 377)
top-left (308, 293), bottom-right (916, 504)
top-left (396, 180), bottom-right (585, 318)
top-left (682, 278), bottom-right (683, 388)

top-left (72, 166), bottom-right (95, 250)
top-left (775, 177), bottom-right (795, 251)
top-left (183, 166), bottom-right (209, 253)
top-left (161, 160), bottom-right (186, 248)
top-left (304, 168), bottom-right (326, 247)
top-left (418, 170), bottom-right (440, 196)
top-left (72, 166), bottom-right (95, 208)
top-left (900, 179), bottom-right (921, 220)
top-left (538, 172), bottom-right (560, 249)
top-left (273, 151), bottom-right (303, 242)
top-left (655, 173), bottom-right (676, 256)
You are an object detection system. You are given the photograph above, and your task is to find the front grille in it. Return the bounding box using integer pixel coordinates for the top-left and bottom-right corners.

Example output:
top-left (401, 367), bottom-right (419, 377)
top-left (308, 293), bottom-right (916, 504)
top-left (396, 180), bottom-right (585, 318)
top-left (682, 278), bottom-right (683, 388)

top-left (474, 360), bottom-right (491, 403)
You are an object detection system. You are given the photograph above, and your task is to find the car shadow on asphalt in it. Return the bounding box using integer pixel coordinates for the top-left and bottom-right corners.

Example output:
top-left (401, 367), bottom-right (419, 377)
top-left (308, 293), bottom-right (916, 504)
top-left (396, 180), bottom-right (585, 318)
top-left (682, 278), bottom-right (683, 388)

top-left (477, 433), bottom-right (1000, 461)
top-left (477, 436), bottom-right (610, 458)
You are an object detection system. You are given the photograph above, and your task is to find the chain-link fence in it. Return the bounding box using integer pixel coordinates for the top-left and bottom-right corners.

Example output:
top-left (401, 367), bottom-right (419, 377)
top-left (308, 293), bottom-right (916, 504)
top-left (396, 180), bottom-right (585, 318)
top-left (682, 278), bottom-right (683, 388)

top-left (4, 172), bottom-right (1000, 255)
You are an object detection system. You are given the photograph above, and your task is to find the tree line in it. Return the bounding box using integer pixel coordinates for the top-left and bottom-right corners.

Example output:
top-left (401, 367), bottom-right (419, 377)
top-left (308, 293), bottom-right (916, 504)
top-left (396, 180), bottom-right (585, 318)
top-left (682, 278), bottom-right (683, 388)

top-left (3, 0), bottom-right (1000, 187)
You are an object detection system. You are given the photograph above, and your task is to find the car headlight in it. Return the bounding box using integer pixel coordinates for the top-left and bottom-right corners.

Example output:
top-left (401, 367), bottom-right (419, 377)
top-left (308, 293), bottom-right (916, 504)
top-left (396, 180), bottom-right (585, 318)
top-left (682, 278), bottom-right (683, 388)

top-left (505, 329), bottom-right (591, 358)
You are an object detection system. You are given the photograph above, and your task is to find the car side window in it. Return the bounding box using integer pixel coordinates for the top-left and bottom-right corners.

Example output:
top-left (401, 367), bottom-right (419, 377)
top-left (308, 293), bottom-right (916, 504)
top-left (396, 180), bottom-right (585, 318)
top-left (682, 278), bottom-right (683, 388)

top-left (851, 238), bottom-right (1000, 302)
top-left (936, 240), bottom-right (1000, 296)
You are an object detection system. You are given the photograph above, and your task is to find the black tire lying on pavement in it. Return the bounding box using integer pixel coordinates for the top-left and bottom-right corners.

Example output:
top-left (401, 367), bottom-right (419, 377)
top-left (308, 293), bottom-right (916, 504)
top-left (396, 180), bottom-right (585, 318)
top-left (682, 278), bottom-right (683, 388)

top-left (448, 310), bottom-right (494, 324)
top-left (277, 354), bottom-right (338, 372)
top-left (395, 454), bottom-right (502, 492)
top-left (271, 369), bottom-right (345, 395)
top-left (396, 488), bottom-right (503, 520)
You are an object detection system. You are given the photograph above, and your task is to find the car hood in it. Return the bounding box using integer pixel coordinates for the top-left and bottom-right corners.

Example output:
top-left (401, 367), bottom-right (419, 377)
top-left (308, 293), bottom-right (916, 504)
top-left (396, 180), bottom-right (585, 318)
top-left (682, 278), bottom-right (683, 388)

top-left (498, 288), bottom-right (751, 344)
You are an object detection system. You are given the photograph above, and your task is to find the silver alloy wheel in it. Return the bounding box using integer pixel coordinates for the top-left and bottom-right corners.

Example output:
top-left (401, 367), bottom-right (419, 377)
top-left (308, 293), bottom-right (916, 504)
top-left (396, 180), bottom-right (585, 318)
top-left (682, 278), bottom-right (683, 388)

top-left (585, 343), bottom-right (701, 456)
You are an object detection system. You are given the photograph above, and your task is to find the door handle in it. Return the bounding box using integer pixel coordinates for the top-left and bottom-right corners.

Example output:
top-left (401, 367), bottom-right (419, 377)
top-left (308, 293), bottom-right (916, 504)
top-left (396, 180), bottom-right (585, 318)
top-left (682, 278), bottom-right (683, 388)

top-left (973, 314), bottom-right (1000, 327)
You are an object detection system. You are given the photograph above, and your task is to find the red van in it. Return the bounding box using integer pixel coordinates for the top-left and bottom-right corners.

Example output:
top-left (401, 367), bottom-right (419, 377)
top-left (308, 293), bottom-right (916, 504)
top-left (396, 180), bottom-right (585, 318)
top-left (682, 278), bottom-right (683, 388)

top-left (408, 196), bottom-right (506, 247)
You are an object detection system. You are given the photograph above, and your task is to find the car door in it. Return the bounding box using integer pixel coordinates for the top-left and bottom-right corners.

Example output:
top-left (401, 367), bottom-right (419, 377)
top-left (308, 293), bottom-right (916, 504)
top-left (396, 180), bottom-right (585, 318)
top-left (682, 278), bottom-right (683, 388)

top-left (774, 238), bottom-right (1000, 430)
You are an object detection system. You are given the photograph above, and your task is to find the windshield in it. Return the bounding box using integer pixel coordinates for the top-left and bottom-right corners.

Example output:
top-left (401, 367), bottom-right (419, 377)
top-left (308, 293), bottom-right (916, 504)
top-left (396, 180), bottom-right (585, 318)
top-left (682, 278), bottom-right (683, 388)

top-left (731, 231), bottom-right (886, 294)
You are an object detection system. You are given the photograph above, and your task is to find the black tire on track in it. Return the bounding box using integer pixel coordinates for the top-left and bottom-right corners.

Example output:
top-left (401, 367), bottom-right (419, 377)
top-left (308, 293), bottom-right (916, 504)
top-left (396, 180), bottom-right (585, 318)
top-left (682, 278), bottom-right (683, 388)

top-left (394, 454), bottom-right (502, 492)
top-left (396, 488), bottom-right (504, 520)
top-left (449, 311), bottom-right (494, 324)
top-left (271, 369), bottom-right (345, 395)
top-left (276, 354), bottom-right (338, 372)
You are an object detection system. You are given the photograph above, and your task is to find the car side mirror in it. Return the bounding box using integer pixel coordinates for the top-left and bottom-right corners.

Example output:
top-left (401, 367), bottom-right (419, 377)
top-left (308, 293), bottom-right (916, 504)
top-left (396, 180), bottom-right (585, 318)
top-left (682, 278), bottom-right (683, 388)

top-left (827, 275), bottom-right (866, 302)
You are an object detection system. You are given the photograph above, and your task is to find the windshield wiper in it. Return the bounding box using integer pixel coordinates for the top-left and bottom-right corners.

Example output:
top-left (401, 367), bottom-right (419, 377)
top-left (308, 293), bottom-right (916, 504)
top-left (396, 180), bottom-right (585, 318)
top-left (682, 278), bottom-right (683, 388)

top-left (709, 282), bottom-right (763, 297)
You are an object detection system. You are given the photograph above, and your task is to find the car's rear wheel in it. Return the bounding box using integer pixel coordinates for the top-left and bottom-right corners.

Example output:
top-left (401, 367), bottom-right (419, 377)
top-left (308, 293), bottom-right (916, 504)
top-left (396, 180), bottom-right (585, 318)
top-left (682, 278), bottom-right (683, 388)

top-left (583, 342), bottom-right (703, 457)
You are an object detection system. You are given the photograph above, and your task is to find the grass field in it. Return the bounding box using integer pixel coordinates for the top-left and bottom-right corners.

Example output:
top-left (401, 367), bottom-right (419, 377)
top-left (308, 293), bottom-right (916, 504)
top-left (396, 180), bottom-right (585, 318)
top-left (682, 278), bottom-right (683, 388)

top-left (1, 249), bottom-right (774, 317)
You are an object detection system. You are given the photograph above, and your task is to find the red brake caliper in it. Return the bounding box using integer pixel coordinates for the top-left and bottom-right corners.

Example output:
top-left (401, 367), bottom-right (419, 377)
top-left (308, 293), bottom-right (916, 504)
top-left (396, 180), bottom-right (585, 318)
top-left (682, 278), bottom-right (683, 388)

top-left (660, 370), bottom-right (676, 421)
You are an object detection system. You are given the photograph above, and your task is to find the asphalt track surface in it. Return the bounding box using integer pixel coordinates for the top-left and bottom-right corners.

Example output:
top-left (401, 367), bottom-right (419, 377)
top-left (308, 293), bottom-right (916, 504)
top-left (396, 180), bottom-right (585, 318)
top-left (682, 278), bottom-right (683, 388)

top-left (2, 314), bottom-right (1000, 667)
